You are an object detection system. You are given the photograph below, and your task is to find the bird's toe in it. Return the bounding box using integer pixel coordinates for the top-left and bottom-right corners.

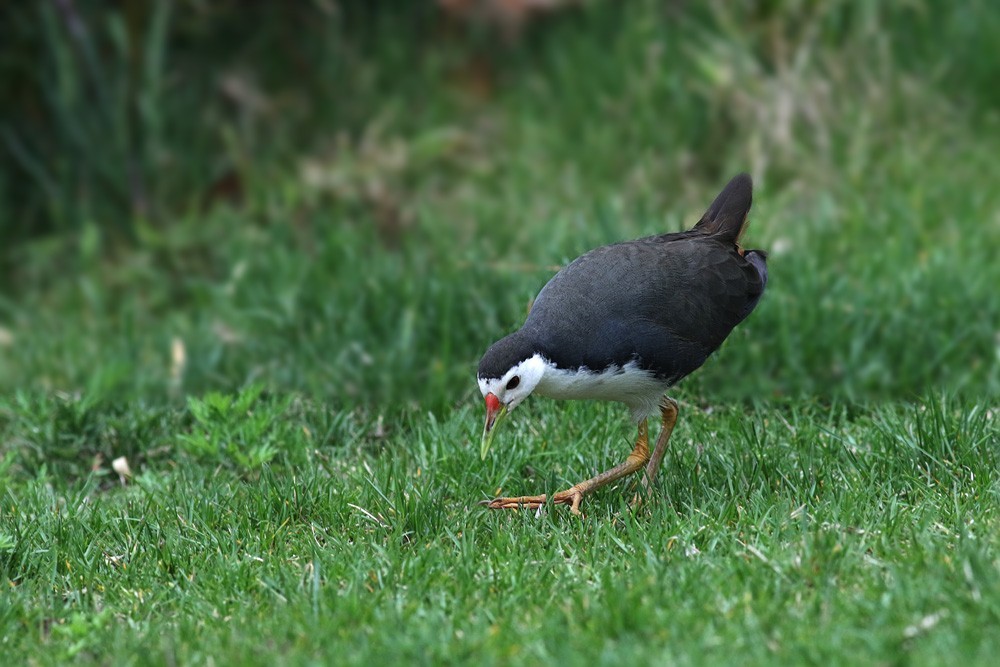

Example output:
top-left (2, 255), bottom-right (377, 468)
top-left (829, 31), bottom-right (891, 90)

top-left (483, 494), bottom-right (548, 510)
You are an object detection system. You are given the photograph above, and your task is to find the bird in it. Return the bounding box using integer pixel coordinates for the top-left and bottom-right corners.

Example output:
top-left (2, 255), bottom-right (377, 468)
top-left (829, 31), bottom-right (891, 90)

top-left (476, 173), bottom-right (768, 514)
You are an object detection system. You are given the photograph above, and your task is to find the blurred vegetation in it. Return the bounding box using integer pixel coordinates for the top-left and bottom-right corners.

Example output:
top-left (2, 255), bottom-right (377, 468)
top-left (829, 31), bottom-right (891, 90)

top-left (2, 4), bottom-right (1000, 663)
top-left (1, 0), bottom-right (999, 417)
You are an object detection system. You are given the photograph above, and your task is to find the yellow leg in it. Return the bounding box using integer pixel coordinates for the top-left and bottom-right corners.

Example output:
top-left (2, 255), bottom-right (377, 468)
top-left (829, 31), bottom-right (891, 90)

top-left (632, 397), bottom-right (679, 507)
top-left (484, 419), bottom-right (651, 515)
top-left (643, 397), bottom-right (679, 490)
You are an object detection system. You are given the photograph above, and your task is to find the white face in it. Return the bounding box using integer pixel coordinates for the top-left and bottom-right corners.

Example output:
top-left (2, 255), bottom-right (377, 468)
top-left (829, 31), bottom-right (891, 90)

top-left (477, 354), bottom-right (547, 411)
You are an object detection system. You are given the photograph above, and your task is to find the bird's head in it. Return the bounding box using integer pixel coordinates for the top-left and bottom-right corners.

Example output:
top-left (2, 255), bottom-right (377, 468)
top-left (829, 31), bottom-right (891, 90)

top-left (476, 345), bottom-right (546, 460)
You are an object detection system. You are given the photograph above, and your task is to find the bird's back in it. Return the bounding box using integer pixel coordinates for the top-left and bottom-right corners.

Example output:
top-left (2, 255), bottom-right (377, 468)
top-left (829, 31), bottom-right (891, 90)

top-left (521, 174), bottom-right (767, 383)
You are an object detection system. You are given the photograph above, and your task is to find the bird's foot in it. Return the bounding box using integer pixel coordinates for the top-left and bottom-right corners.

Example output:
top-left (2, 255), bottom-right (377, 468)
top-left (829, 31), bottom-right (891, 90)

top-left (481, 485), bottom-right (586, 515)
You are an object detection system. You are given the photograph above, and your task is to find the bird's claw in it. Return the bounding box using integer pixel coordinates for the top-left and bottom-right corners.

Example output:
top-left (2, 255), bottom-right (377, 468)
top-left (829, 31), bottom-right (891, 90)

top-left (481, 488), bottom-right (585, 515)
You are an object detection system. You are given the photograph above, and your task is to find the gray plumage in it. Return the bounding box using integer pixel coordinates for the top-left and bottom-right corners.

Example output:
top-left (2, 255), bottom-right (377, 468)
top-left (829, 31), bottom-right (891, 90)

top-left (478, 173), bottom-right (767, 385)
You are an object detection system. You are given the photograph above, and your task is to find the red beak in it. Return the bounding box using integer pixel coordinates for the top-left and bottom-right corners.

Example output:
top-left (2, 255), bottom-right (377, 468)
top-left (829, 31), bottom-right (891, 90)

top-left (484, 392), bottom-right (501, 431)
top-left (480, 392), bottom-right (508, 459)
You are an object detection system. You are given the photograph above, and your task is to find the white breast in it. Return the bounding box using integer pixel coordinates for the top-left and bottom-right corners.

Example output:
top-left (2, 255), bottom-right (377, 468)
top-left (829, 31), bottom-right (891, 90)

top-left (535, 360), bottom-right (669, 422)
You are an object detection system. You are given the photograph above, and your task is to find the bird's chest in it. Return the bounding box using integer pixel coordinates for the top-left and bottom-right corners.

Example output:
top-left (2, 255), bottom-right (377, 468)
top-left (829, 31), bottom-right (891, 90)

top-left (535, 362), bottom-right (668, 420)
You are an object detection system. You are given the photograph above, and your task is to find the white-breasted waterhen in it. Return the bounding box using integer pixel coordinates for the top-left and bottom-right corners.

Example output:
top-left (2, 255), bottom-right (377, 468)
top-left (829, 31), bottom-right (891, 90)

top-left (477, 173), bottom-right (768, 514)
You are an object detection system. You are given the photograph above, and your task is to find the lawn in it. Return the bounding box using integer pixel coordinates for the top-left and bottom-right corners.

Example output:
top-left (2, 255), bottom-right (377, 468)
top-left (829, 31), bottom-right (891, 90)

top-left (2, 1), bottom-right (999, 665)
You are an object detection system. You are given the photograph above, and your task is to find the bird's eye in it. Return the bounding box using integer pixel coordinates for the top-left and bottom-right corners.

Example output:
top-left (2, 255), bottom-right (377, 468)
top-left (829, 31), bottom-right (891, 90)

top-left (506, 376), bottom-right (520, 390)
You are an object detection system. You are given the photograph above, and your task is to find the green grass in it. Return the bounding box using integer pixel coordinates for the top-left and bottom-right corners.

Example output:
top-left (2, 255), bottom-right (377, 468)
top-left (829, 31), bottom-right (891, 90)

top-left (2, 393), bottom-right (999, 664)
top-left (2, 0), bottom-right (1000, 664)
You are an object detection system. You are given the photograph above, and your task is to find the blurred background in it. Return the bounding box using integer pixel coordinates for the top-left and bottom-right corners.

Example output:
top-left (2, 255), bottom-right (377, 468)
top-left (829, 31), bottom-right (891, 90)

top-left (2, 0), bottom-right (999, 419)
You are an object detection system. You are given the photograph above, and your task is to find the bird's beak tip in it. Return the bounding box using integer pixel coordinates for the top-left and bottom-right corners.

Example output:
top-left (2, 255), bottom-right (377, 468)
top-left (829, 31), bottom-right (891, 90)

top-left (480, 398), bottom-right (507, 459)
top-left (479, 428), bottom-right (494, 460)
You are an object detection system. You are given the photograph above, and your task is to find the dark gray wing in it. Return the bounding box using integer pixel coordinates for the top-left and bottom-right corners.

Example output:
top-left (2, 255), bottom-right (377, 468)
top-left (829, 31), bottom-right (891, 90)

top-left (520, 234), bottom-right (766, 380)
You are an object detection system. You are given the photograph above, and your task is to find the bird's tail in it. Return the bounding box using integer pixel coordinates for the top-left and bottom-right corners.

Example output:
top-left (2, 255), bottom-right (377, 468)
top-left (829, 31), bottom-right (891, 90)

top-left (692, 173), bottom-right (753, 245)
